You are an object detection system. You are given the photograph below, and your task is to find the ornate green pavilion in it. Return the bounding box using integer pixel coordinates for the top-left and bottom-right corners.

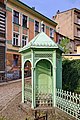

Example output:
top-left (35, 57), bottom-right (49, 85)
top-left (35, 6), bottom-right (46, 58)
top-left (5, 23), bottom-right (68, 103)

top-left (19, 32), bottom-right (63, 109)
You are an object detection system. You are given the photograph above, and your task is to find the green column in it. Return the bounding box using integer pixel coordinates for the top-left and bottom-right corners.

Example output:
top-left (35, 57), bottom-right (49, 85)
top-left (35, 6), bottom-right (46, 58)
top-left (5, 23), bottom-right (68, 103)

top-left (53, 50), bottom-right (56, 107)
top-left (34, 67), bottom-right (36, 107)
top-left (22, 55), bottom-right (24, 103)
top-left (31, 50), bottom-right (36, 109)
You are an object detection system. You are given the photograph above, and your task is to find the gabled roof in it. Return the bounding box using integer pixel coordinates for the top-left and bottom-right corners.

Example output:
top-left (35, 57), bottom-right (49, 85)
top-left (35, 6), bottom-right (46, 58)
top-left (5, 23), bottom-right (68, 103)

top-left (19, 32), bottom-right (63, 52)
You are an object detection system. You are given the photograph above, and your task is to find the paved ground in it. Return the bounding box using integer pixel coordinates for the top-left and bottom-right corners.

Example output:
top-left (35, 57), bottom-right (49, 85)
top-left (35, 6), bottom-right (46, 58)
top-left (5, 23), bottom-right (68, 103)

top-left (0, 93), bottom-right (27, 120)
top-left (0, 80), bottom-right (22, 111)
top-left (0, 79), bottom-right (76, 120)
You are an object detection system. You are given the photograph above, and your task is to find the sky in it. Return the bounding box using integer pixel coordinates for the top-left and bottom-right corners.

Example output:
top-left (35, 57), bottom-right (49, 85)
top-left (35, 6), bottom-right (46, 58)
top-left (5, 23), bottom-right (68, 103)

top-left (21, 0), bottom-right (80, 19)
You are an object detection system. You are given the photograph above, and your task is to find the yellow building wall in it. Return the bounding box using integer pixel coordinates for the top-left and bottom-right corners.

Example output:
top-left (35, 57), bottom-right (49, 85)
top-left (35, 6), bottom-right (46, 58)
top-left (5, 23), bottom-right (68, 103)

top-left (63, 55), bottom-right (80, 60)
top-left (77, 46), bottom-right (80, 54)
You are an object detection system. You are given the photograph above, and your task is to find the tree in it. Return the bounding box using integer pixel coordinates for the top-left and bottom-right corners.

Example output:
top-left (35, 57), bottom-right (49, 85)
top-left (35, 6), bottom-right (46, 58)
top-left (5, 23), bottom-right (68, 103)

top-left (60, 37), bottom-right (71, 54)
top-left (62, 59), bottom-right (80, 93)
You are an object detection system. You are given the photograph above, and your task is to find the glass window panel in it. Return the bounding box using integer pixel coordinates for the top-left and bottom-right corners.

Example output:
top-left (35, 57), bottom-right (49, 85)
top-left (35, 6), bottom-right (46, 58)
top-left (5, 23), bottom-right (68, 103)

top-left (22, 15), bottom-right (27, 28)
top-left (13, 10), bottom-right (19, 24)
top-left (13, 33), bottom-right (19, 46)
top-left (35, 21), bottom-right (39, 32)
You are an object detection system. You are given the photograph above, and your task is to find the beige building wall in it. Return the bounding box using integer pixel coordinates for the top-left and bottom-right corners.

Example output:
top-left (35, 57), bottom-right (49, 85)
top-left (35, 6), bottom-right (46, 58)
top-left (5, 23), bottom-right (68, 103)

top-left (54, 8), bottom-right (80, 52)
top-left (55, 10), bottom-right (74, 40)
top-left (6, 0), bottom-right (57, 69)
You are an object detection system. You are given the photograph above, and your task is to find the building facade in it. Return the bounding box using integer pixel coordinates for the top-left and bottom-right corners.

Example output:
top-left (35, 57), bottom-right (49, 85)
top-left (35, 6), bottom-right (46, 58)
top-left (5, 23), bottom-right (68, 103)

top-left (0, 0), bottom-right (6, 80)
top-left (54, 8), bottom-right (80, 53)
top-left (5, 0), bottom-right (57, 79)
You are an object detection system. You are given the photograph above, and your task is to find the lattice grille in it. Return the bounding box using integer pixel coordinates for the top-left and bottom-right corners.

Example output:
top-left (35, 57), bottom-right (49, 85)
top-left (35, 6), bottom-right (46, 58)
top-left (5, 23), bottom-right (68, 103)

top-left (35, 53), bottom-right (52, 58)
top-left (35, 53), bottom-right (52, 61)
top-left (24, 54), bottom-right (31, 59)
top-left (36, 93), bottom-right (53, 107)
top-left (24, 83), bottom-right (32, 102)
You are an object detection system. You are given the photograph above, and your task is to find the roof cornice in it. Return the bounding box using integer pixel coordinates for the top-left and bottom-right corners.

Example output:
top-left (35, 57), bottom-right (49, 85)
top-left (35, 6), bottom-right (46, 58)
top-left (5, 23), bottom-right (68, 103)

top-left (7, 0), bottom-right (57, 26)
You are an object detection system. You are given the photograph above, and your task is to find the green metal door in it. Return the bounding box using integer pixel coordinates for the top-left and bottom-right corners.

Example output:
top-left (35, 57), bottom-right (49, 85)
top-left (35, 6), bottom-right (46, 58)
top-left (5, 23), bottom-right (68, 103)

top-left (36, 59), bottom-right (53, 94)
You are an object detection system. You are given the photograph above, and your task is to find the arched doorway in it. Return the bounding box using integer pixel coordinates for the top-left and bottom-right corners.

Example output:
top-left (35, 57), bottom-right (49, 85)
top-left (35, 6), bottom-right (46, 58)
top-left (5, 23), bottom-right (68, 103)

top-left (24, 60), bottom-right (32, 103)
top-left (24, 60), bottom-right (31, 78)
top-left (36, 59), bottom-right (53, 106)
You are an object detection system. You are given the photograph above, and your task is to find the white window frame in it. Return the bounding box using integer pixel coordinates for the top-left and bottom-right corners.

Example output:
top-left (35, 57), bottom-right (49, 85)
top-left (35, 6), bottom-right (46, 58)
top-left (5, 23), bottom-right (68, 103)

top-left (35, 20), bottom-right (40, 32)
top-left (13, 10), bottom-right (19, 24)
top-left (77, 28), bottom-right (80, 37)
top-left (27, 16), bottom-right (29, 28)
top-left (77, 17), bottom-right (80, 25)
top-left (50, 28), bottom-right (54, 38)
top-left (41, 22), bottom-right (46, 32)
top-left (22, 14), bottom-right (28, 28)
top-left (13, 32), bottom-right (20, 46)
top-left (22, 34), bottom-right (28, 47)
top-left (19, 12), bottom-right (20, 25)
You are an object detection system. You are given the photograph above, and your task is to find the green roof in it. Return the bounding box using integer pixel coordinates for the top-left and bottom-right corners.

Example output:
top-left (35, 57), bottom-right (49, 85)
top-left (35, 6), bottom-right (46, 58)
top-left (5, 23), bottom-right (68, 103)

top-left (19, 32), bottom-right (63, 52)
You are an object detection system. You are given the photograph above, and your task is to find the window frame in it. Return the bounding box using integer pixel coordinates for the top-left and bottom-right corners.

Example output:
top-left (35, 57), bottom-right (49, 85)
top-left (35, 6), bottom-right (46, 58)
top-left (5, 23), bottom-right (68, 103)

top-left (13, 54), bottom-right (19, 66)
top-left (22, 14), bottom-right (27, 28)
top-left (77, 17), bottom-right (80, 25)
top-left (35, 20), bottom-right (39, 32)
top-left (13, 10), bottom-right (19, 24)
top-left (77, 28), bottom-right (80, 37)
top-left (22, 35), bottom-right (28, 47)
top-left (13, 32), bottom-right (19, 46)
top-left (50, 28), bottom-right (54, 38)
top-left (41, 23), bottom-right (45, 32)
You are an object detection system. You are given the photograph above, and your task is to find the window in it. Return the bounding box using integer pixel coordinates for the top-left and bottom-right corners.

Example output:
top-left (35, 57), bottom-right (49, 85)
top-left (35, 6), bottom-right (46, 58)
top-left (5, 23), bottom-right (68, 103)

top-left (13, 54), bottom-right (19, 66)
top-left (77, 28), bottom-right (80, 37)
top-left (77, 17), bottom-right (80, 25)
top-left (22, 15), bottom-right (27, 28)
top-left (13, 10), bottom-right (19, 24)
top-left (22, 35), bottom-right (28, 47)
top-left (35, 20), bottom-right (39, 32)
top-left (13, 33), bottom-right (19, 46)
top-left (50, 28), bottom-right (54, 38)
top-left (41, 23), bottom-right (45, 32)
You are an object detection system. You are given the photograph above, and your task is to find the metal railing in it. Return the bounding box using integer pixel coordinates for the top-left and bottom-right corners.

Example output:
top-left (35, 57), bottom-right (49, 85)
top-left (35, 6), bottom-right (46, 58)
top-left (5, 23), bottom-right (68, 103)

top-left (56, 89), bottom-right (80, 120)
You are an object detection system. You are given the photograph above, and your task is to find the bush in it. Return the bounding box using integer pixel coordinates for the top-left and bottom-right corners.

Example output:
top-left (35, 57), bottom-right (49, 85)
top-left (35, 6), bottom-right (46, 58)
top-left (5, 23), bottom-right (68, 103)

top-left (62, 59), bottom-right (80, 93)
top-left (0, 117), bottom-right (7, 120)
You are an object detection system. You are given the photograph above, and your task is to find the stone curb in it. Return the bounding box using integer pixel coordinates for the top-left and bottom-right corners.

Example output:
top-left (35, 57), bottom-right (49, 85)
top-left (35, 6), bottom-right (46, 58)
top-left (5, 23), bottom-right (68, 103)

top-left (0, 79), bottom-right (21, 86)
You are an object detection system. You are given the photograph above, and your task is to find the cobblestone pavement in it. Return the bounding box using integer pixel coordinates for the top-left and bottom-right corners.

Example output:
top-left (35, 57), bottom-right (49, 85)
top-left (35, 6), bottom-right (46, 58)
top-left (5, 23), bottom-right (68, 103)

top-left (0, 93), bottom-right (27, 120)
top-left (0, 79), bottom-right (76, 120)
top-left (0, 80), bottom-right (22, 111)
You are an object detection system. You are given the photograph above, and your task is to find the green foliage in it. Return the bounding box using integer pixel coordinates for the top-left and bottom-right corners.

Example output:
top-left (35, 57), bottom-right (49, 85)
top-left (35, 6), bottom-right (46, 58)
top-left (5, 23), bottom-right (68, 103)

top-left (60, 37), bottom-right (71, 54)
top-left (62, 59), bottom-right (80, 93)
top-left (0, 117), bottom-right (7, 120)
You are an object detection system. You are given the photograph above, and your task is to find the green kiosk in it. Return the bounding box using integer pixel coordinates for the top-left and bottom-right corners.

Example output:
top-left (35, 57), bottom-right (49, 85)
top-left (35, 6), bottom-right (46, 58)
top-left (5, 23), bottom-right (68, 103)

top-left (19, 32), bottom-right (63, 109)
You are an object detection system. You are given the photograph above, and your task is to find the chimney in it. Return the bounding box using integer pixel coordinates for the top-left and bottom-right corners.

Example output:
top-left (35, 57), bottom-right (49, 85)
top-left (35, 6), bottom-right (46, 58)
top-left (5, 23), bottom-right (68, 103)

top-left (32, 7), bottom-right (35, 10)
top-left (57, 10), bottom-right (60, 14)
